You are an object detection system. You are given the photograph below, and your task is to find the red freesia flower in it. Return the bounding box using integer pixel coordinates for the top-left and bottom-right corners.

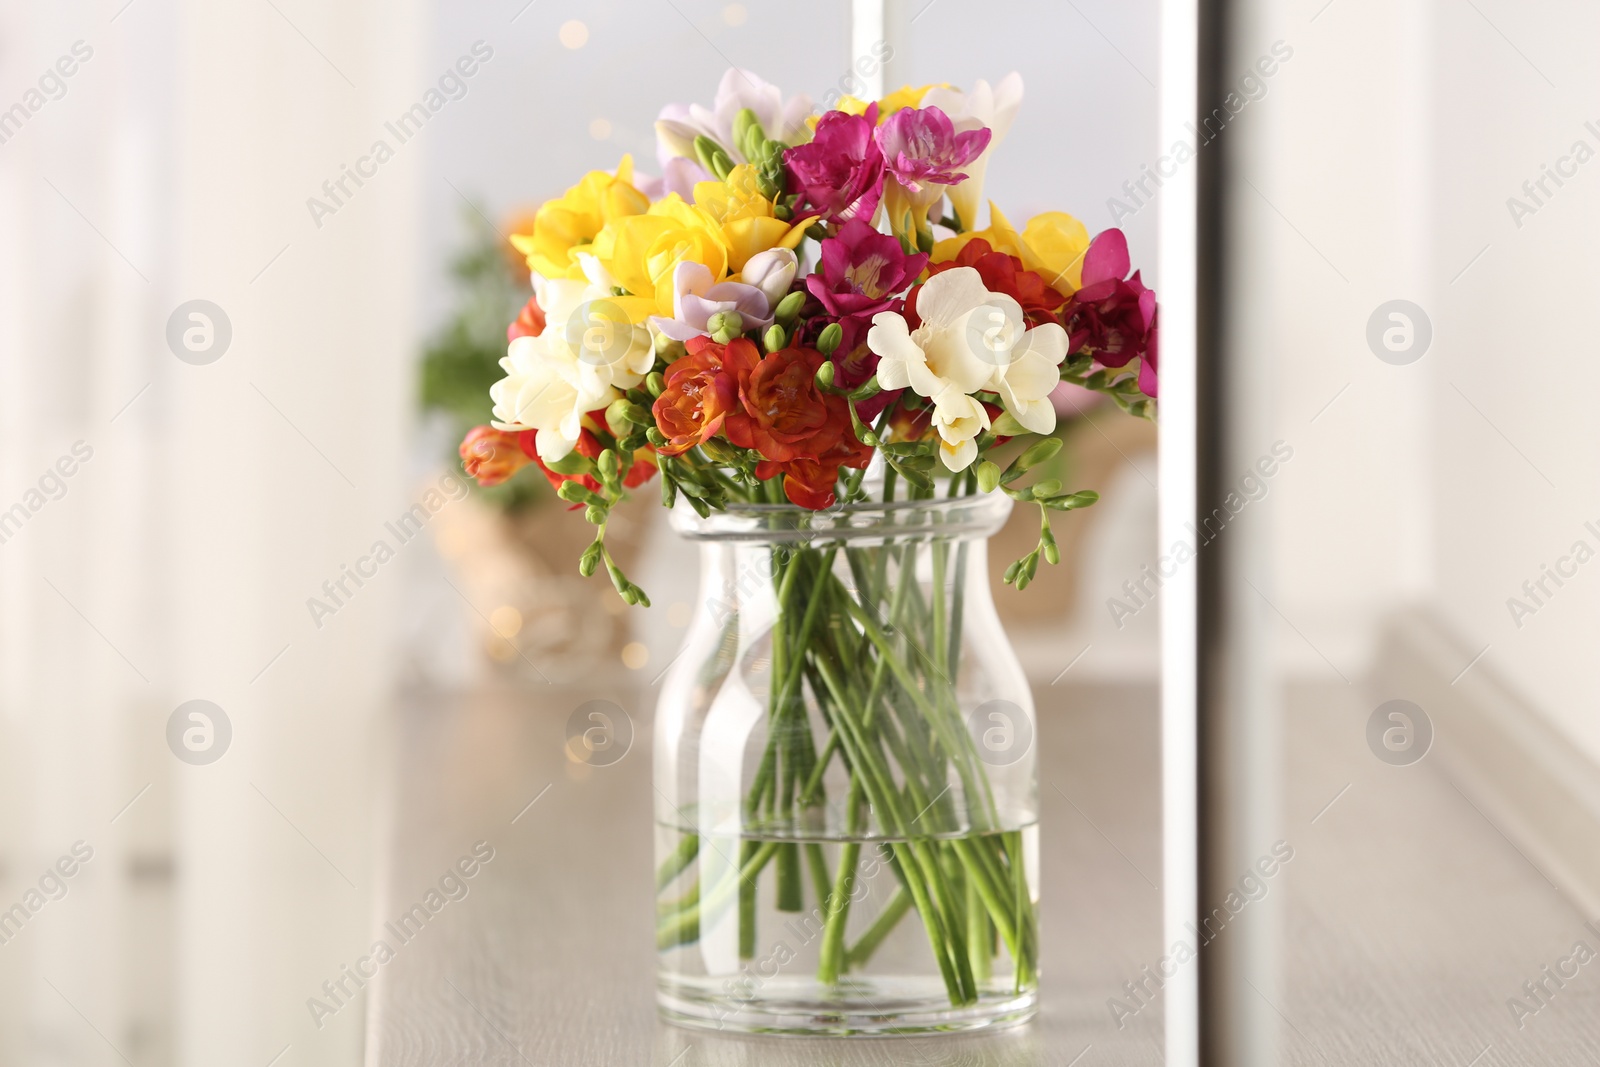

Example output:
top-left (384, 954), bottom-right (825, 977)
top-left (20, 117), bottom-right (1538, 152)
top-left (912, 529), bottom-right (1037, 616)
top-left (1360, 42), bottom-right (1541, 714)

top-left (460, 426), bottom-right (535, 487)
top-left (652, 336), bottom-right (759, 457)
top-left (759, 429), bottom-right (873, 510)
top-left (922, 238), bottom-right (1066, 328)
top-left (806, 219), bottom-right (928, 319)
top-left (784, 105), bottom-right (887, 224)
top-left (1061, 228), bottom-right (1158, 398)
top-left (725, 347), bottom-right (834, 462)
top-left (717, 345), bottom-right (873, 509)
top-left (507, 294), bottom-right (546, 342)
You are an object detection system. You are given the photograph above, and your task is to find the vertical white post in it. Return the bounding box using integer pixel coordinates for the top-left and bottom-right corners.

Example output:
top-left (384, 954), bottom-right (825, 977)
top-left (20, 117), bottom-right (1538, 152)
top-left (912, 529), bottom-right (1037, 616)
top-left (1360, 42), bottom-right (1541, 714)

top-left (1159, 0), bottom-right (1200, 1064)
top-left (851, 0), bottom-right (887, 101)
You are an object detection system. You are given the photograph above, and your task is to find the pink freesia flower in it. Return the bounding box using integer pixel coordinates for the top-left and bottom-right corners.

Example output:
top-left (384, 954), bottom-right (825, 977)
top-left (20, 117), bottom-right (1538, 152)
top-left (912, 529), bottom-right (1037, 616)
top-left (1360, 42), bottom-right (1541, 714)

top-left (875, 106), bottom-right (991, 206)
top-left (784, 105), bottom-right (887, 224)
top-left (1061, 228), bottom-right (1158, 398)
top-left (806, 220), bottom-right (929, 319)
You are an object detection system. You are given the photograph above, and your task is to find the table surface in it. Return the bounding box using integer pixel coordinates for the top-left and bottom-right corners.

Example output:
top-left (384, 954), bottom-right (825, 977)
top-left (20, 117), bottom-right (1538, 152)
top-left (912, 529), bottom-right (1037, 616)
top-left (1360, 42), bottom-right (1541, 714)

top-left (366, 679), bottom-right (1600, 1066)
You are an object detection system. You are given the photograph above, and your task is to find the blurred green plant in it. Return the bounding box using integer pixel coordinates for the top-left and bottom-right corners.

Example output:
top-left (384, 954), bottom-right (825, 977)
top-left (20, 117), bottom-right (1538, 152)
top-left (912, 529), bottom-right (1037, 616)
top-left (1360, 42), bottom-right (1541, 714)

top-left (419, 205), bottom-right (547, 510)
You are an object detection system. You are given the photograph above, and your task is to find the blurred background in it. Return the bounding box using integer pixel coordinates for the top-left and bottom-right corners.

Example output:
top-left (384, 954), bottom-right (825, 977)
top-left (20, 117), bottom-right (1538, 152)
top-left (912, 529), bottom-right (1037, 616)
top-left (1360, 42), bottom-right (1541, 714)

top-left (0, 1), bottom-right (1159, 1064)
top-left (2, 0), bottom-right (1596, 1063)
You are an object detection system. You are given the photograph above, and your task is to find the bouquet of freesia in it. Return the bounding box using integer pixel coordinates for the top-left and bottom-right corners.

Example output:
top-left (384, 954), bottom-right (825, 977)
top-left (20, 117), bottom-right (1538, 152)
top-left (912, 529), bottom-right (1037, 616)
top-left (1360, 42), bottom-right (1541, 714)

top-left (459, 69), bottom-right (1156, 602)
top-left (457, 69), bottom-right (1157, 1027)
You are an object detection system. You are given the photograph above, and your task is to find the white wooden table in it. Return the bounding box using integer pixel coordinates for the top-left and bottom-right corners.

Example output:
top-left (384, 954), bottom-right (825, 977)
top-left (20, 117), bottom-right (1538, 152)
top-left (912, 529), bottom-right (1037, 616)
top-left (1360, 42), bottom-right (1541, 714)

top-left (366, 679), bottom-right (1600, 1065)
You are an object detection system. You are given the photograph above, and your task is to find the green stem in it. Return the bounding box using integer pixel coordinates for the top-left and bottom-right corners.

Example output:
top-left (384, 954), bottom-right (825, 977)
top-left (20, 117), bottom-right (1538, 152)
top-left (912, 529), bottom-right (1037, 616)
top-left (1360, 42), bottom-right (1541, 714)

top-left (817, 779), bottom-right (863, 985)
top-left (844, 884), bottom-right (913, 969)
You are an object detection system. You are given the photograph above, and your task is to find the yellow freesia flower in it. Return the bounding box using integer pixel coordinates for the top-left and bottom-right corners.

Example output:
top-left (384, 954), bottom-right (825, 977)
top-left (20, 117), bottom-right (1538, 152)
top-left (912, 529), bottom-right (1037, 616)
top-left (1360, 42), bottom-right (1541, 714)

top-left (931, 204), bottom-right (1091, 292)
top-left (510, 155), bottom-right (650, 281)
top-left (590, 195), bottom-right (732, 317)
top-left (692, 165), bottom-right (812, 271)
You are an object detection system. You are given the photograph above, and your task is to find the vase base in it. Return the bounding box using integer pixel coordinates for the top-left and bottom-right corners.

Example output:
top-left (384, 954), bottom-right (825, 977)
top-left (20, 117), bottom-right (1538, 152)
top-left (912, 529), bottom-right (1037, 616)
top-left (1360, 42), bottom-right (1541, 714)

top-left (658, 976), bottom-right (1037, 1037)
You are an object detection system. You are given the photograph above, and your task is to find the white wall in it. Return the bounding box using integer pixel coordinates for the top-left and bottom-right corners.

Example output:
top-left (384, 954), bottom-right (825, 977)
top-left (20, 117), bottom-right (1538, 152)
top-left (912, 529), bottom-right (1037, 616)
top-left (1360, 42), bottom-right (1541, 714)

top-left (0, 1), bottom-right (420, 1063)
top-left (1241, 0), bottom-right (1600, 764)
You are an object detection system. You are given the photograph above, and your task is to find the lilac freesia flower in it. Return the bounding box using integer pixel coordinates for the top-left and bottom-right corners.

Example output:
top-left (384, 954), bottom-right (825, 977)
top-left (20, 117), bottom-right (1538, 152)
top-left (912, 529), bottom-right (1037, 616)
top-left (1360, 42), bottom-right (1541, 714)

top-left (784, 105), bottom-right (887, 224)
top-left (806, 219), bottom-right (929, 319)
top-left (875, 106), bottom-right (992, 210)
top-left (649, 261), bottom-right (774, 342)
top-left (655, 69), bottom-right (813, 166)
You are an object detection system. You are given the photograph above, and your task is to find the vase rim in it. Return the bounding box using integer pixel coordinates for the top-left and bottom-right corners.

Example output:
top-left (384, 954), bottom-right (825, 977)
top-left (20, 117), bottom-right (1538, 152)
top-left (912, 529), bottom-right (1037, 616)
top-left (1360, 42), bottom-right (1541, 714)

top-left (668, 488), bottom-right (1014, 543)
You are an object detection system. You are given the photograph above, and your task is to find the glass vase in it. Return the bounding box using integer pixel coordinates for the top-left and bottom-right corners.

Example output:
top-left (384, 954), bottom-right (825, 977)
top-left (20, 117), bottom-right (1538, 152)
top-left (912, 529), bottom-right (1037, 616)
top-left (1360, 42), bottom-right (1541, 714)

top-left (653, 487), bottom-right (1039, 1035)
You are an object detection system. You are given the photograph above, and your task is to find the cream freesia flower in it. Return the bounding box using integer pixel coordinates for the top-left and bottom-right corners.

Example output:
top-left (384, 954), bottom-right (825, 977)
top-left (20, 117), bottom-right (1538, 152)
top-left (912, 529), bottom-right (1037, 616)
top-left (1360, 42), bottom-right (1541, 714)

top-left (867, 266), bottom-right (1068, 471)
top-left (921, 74), bottom-right (1024, 233)
top-left (489, 276), bottom-right (653, 461)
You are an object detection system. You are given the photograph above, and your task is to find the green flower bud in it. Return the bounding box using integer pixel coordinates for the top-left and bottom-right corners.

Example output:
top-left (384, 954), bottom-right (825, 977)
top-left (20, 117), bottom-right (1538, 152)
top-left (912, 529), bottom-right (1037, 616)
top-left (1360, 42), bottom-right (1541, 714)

top-left (578, 542), bottom-right (602, 577)
top-left (699, 438), bottom-right (737, 464)
top-left (847, 377), bottom-right (880, 402)
top-left (764, 324), bottom-right (787, 353)
top-left (732, 107), bottom-right (764, 161)
top-left (707, 310), bottom-right (744, 344)
top-left (584, 504), bottom-right (605, 524)
top-left (660, 469), bottom-right (677, 508)
top-left (1030, 478), bottom-right (1061, 499)
top-left (598, 449), bottom-right (621, 480)
top-left (991, 411), bottom-right (1027, 438)
top-left (814, 359), bottom-right (837, 390)
top-left (558, 481), bottom-right (603, 506)
top-left (1044, 541), bottom-right (1061, 565)
top-left (646, 427), bottom-right (668, 447)
top-left (605, 399), bottom-right (633, 438)
top-left (645, 371), bottom-right (666, 397)
top-left (654, 332), bottom-right (685, 362)
top-left (772, 203), bottom-right (792, 221)
top-left (774, 290), bottom-right (806, 325)
top-left (1018, 437), bottom-right (1063, 471)
top-left (975, 460), bottom-right (1002, 494)
top-left (816, 322), bottom-right (843, 357)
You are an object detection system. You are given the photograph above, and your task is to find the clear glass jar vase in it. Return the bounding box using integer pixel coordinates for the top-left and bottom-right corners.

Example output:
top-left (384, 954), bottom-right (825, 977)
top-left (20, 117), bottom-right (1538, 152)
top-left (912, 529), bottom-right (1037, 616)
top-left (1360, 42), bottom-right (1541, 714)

top-left (653, 487), bottom-right (1039, 1036)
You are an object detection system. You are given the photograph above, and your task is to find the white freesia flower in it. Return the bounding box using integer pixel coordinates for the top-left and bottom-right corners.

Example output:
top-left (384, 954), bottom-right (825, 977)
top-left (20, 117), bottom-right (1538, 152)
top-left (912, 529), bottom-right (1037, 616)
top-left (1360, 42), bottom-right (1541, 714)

top-left (490, 278), bottom-right (653, 462)
top-left (922, 74), bottom-right (1024, 232)
top-left (740, 247), bottom-right (798, 306)
top-left (867, 266), bottom-right (1068, 471)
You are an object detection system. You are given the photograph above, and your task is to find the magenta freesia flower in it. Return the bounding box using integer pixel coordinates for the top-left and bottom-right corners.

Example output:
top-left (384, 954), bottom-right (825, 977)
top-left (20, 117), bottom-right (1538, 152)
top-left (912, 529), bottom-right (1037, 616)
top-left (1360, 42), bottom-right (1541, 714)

top-left (875, 106), bottom-right (992, 203)
top-left (1062, 228), bottom-right (1158, 397)
top-left (784, 105), bottom-right (886, 224)
top-left (806, 220), bottom-right (930, 319)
